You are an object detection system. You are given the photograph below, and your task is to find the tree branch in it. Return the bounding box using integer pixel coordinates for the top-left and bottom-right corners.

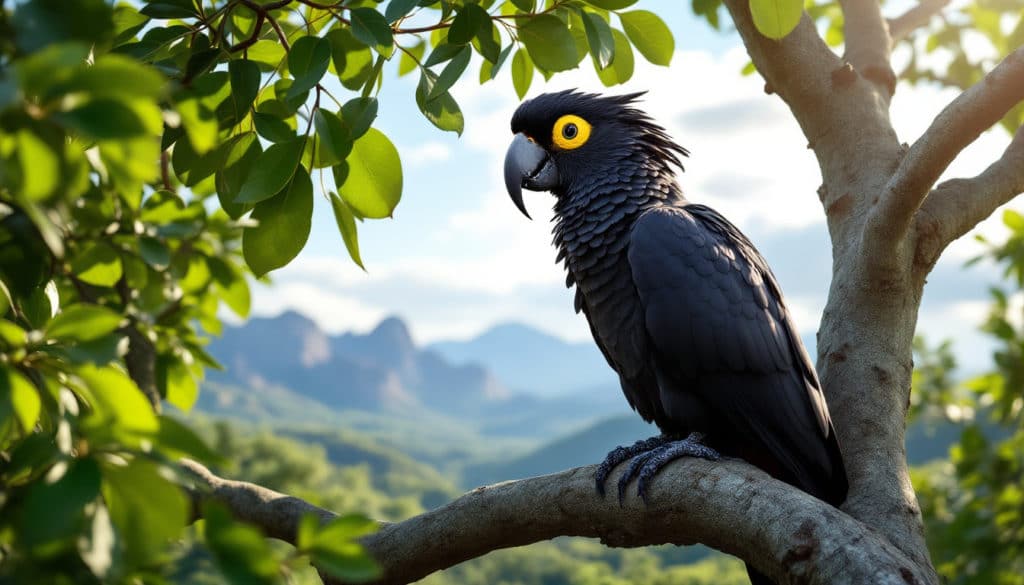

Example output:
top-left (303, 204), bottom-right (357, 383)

top-left (839, 0), bottom-right (896, 96)
top-left (183, 458), bottom-right (934, 585)
top-left (721, 0), bottom-right (844, 142)
top-left (864, 46), bottom-right (1024, 263)
top-left (915, 125), bottom-right (1024, 264)
top-left (888, 0), bottom-right (951, 44)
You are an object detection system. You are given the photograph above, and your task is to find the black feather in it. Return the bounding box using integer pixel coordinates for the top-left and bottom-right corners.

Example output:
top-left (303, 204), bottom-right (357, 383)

top-left (511, 92), bottom-right (848, 584)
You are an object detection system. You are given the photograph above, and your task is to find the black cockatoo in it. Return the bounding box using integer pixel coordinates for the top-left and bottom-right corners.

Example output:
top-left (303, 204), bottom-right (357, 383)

top-left (503, 90), bottom-right (847, 585)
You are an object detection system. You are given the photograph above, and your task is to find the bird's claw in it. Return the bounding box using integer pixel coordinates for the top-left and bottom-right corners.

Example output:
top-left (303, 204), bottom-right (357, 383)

top-left (595, 432), bottom-right (720, 504)
top-left (595, 435), bottom-right (671, 496)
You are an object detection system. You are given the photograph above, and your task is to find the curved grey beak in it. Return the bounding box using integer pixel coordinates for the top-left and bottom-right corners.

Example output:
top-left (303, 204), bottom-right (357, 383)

top-left (503, 133), bottom-right (558, 220)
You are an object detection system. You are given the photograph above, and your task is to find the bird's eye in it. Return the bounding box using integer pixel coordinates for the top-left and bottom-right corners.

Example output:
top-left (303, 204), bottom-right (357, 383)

top-left (552, 114), bottom-right (591, 150)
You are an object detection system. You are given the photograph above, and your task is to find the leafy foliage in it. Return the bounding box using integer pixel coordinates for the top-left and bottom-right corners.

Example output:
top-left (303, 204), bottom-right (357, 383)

top-left (912, 210), bottom-right (1024, 585)
top-left (0, 0), bottom-right (681, 581)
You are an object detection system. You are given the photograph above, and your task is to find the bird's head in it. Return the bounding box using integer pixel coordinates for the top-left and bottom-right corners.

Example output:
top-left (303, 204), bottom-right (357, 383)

top-left (503, 90), bottom-right (688, 219)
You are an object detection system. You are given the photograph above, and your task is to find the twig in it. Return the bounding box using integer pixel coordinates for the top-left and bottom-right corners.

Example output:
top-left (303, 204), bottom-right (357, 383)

top-left (916, 125), bottom-right (1024, 264)
top-left (864, 46), bottom-right (1024, 262)
top-left (839, 0), bottom-right (896, 96)
top-left (888, 0), bottom-right (951, 43)
top-left (160, 150), bottom-right (172, 190)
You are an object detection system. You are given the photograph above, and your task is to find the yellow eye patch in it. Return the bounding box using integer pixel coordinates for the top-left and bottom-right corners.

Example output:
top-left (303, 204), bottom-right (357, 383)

top-left (552, 115), bottom-right (591, 150)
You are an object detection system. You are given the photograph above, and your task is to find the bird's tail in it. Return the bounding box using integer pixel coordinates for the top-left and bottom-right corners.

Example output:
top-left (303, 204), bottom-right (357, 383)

top-left (746, 564), bottom-right (777, 585)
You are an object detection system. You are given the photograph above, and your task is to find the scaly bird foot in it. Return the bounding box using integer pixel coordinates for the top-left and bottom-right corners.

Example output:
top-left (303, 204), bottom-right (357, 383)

top-left (596, 432), bottom-right (721, 504)
top-left (595, 435), bottom-right (672, 497)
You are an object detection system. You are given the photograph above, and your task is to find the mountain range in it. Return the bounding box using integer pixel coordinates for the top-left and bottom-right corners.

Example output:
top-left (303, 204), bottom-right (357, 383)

top-left (203, 312), bottom-right (629, 435)
top-left (428, 323), bottom-right (615, 396)
top-left (200, 311), bottom-right (966, 490)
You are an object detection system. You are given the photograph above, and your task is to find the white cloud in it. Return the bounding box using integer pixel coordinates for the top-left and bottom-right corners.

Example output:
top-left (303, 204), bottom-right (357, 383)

top-left (402, 141), bottom-right (452, 166)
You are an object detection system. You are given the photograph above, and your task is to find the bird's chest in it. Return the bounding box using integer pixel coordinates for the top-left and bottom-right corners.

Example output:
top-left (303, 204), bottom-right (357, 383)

top-left (557, 218), bottom-right (647, 379)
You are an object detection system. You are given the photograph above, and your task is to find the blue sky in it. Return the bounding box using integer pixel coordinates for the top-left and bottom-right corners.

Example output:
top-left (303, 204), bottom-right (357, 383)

top-left (250, 1), bottom-right (1019, 374)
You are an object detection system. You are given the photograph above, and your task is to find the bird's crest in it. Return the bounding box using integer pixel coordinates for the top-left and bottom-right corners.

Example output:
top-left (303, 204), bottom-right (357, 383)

top-left (510, 89), bottom-right (689, 170)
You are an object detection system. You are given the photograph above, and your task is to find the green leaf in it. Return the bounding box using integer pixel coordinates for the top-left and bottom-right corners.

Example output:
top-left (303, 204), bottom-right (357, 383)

top-left (385, 0), bottom-right (419, 23)
top-left (749, 0), bottom-right (802, 40)
top-left (203, 503), bottom-right (281, 585)
top-left (581, 11), bottom-right (615, 70)
top-left (102, 458), bottom-right (188, 566)
top-left (595, 28), bottom-right (634, 86)
top-left (319, 514), bottom-right (379, 541)
top-left (472, 20), bottom-right (501, 63)
top-left (398, 40), bottom-right (425, 76)
top-left (310, 541), bottom-right (380, 582)
top-left (156, 416), bottom-right (223, 464)
top-left (47, 305), bottom-right (123, 343)
top-left (246, 40), bottom-right (287, 70)
top-left (161, 357), bottom-right (198, 412)
top-left (229, 59), bottom-right (261, 120)
top-left (340, 97), bottom-right (379, 141)
top-left (423, 42), bottom-right (466, 67)
top-left (209, 258), bottom-right (250, 319)
top-left (620, 10), bottom-right (673, 65)
top-left (113, 5), bottom-right (149, 44)
top-left (71, 242), bottom-right (124, 287)
top-left (243, 167), bottom-right (314, 277)
top-left (511, 48), bottom-right (533, 99)
top-left (78, 364), bottom-right (158, 434)
top-left (56, 98), bottom-right (157, 140)
top-left (350, 7), bottom-right (394, 57)
top-left (0, 320), bottom-right (26, 348)
top-left (138, 237), bottom-right (170, 270)
top-left (16, 130), bottom-right (61, 201)
top-left (328, 28), bottom-right (374, 91)
top-left (18, 458), bottom-right (101, 548)
top-left (330, 193), bottom-right (364, 269)
top-left (300, 513), bottom-right (380, 582)
top-left (236, 138), bottom-right (306, 204)
top-left (21, 285), bottom-right (53, 329)
top-left (428, 46), bottom-right (471, 101)
top-left (336, 128), bottom-right (403, 219)
top-left (314, 110), bottom-right (353, 168)
top-left (216, 132), bottom-right (261, 219)
top-left (1, 368), bottom-right (41, 433)
top-left (172, 129), bottom-right (226, 186)
top-left (288, 36), bottom-right (332, 101)
top-left (140, 0), bottom-right (198, 19)
top-left (253, 112), bottom-right (296, 143)
top-left (13, 0), bottom-right (114, 54)
top-left (64, 54), bottom-right (166, 100)
top-left (480, 44), bottom-right (513, 82)
top-left (584, 0), bottom-right (638, 8)
top-left (177, 98), bottom-right (219, 155)
top-left (449, 4), bottom-right (488, 45)
top-left (1003, 209), bottom-right (1024, 232)
top-left (414, 69), bottom-right (465, 134)
top-left (519, 16), bottom-right (581, 72)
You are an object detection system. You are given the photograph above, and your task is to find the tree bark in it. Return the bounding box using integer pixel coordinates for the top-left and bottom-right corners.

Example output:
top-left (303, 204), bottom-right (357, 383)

top-left (183, 458), bottom-right (933, 585)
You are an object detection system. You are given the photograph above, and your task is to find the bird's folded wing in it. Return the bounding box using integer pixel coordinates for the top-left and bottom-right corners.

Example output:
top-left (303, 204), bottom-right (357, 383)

top-left (627, 205), bottom-right (832, 438)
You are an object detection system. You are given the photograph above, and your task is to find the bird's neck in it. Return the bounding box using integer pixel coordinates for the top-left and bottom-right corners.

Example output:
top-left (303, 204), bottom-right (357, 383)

top-left (551, 163), bottom-right (685, 265)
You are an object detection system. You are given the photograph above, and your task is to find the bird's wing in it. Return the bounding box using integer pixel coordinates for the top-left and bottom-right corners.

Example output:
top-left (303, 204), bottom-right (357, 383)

top-left (628, 205), bottom-right (836, 468)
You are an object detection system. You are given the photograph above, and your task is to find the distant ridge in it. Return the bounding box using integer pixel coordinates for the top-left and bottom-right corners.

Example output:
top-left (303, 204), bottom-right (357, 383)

top-left (207, 311), bottom-right (509, 414)
top-left (429, 322), bottom-right (615, 396)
